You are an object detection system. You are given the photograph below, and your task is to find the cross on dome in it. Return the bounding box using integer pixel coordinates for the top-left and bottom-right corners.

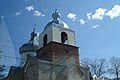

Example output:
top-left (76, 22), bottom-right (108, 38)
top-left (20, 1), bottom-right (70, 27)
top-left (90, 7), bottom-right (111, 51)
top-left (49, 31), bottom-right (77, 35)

top-left (44, 9), bottom-right (69, 30)
top-left (52, 9), bottom-right (61, 20)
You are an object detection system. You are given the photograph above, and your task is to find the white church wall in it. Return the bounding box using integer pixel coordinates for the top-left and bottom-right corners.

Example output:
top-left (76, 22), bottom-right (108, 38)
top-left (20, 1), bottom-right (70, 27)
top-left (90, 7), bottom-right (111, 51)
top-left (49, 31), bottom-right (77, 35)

top-left (39, 25), bottom-right (53, 48)
top-left (20, 52), bottom-right (36, 67)
top-left (39, 23), bottom-right (76, 49)
top-left (52, 24), bottom-right (76, 46)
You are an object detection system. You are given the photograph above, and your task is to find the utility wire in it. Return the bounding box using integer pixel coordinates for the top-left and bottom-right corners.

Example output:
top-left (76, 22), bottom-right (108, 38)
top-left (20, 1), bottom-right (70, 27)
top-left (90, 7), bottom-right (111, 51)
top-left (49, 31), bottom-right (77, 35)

top-left (0, 55), bottom-right (26, 60)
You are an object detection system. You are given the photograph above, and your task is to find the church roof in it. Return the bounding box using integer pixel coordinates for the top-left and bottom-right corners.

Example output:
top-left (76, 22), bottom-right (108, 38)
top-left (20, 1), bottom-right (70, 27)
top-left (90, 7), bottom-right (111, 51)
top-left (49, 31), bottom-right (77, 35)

top-left (6, 66), bottom-right (23, 77)
top-left (44, 9), bottom-right (69, 30)
top-left (19, 41), bottom-right (38, 53)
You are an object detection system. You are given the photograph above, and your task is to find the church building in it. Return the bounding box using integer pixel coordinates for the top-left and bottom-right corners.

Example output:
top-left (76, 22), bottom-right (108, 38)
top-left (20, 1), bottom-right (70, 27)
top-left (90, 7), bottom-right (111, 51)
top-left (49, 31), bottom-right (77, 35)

top-left (3, 10), bottom-right (90, 80)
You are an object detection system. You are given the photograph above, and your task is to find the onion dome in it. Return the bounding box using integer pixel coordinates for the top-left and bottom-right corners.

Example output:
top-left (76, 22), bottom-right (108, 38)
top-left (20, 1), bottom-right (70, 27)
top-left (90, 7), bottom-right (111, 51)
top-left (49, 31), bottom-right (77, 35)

top-left (44, 9), bottom-right (69, 30)
top-left (19, 28), bottom-right (39, 53)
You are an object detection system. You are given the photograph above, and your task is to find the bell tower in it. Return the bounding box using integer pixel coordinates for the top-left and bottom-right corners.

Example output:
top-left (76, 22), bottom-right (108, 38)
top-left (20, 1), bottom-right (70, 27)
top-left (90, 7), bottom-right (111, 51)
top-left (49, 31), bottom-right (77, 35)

top-left (37, 10), bottom-right (79, 64)
top-left (39, 9), bottom-right (76, 48)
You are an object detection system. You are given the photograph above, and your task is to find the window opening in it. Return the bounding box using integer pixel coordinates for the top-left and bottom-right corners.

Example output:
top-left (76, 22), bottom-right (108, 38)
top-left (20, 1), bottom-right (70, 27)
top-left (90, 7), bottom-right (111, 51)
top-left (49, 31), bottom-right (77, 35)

top-left (61, 32), bottom-right (68, 44)
top-left (43, 34), bottom-right (47, 46)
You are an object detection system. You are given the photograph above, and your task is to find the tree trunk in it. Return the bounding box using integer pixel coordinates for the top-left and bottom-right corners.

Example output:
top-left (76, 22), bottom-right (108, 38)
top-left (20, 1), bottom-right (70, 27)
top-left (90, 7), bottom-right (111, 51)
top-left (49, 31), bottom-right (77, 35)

top-left (117, 73), bottom-right (119, 80)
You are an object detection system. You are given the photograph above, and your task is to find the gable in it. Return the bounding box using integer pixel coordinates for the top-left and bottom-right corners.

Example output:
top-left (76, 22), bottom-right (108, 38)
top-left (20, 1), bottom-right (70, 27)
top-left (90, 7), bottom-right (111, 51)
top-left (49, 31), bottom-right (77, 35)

top-left (68, 65), bottom-right (85, 80)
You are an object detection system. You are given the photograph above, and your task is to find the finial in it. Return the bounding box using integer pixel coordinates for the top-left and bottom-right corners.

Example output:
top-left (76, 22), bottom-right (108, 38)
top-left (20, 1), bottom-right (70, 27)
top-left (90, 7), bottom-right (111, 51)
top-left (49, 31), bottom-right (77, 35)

top-left (33, 24), bottom-right (36, 32)
top-left (33, 28), bottom-right (35, 32)
top-left (55, 9), bottom-right (57, 13)
top-left (52, 9), bottom-right (61, 20)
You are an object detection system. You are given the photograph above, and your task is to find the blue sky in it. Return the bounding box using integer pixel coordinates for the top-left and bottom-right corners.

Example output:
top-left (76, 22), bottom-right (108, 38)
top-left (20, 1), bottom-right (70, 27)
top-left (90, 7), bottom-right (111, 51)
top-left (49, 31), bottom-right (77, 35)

top-left (0, 0), bottom-right (120, 66)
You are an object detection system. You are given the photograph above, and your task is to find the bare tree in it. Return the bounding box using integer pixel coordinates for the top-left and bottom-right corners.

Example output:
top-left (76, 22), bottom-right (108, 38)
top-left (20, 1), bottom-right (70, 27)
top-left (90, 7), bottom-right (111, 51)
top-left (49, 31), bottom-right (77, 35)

top-left (110, 57), bottom-right (120, 80)
top-left (107, 68), bottom-right (113, 79)
top-left (0, 65), bottom-right (5, 79)
top-left (82, 58), bottom-right (107, 77)
top-left (0, 48), bottom-right (5, 79)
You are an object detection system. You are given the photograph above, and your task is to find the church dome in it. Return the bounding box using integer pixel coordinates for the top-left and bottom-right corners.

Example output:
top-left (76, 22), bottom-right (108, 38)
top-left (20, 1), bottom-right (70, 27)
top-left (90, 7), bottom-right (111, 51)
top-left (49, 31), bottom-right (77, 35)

top-left (19, 29), bottom-right (39, 53)
top-left (44, 9), bottom-right (69, 30)
top-left (19, 41), bottom-right (38, 53)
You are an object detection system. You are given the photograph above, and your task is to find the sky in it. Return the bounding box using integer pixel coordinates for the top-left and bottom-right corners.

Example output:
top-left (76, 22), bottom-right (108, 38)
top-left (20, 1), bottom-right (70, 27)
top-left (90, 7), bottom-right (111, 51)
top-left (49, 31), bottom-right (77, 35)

top-left (0, 0), bottom-right (120, 67)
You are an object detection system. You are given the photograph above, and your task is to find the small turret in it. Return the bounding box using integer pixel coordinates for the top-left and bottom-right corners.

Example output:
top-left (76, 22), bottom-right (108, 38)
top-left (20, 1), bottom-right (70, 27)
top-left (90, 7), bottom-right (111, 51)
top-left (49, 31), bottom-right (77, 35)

top-left (19, 28), bottom-right (39, 67)
top-left (19, 28), bottom-right (38, 53)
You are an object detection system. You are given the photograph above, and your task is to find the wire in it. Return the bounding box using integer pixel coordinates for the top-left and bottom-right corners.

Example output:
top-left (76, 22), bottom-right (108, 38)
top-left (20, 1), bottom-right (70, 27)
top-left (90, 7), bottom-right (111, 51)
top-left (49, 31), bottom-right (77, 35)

top-left (0, 55), bottom-right (26, 60)
top-left (0, 39), bottom-right (27, 47)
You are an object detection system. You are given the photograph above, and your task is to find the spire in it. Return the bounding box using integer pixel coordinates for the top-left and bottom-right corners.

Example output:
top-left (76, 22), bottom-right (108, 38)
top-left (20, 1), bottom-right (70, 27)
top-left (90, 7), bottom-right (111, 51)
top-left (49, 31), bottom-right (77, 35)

top-left (0, 16), bottom-right (4, 25)
top-left (52, 9), bottom-right (61, 20)
top-left (31, 28), bottom-right (37, 40)
top-left (0, 16), bottom-right (16, 65)
top-left (1, 16), bottom-right (4, 19)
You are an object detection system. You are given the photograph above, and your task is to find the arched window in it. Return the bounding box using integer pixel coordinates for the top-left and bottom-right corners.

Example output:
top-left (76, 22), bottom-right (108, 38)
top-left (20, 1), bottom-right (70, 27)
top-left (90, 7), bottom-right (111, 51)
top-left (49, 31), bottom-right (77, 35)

top-left (43, 34), bottom-right (47, 46)
top-left (61, 32), bottom-right (68, 44)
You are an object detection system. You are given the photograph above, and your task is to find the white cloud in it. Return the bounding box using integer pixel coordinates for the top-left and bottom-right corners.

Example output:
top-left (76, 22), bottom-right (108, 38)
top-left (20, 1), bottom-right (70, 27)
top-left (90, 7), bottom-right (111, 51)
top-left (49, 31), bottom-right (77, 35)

top-left (91, 8), bottom-right (107, 20)
top-left (25, 6), bottom-right (34, 11)
top-left (106, 5), bottom-right (120, 19)
top-left (79, 19), bottom-right (85, 25)
top-left (15, 12), bottom-right (22, 16)
top-left (41, 14), bottom-right (45, 17)
top-left (33, 11), bottom-right (42, 17)
top-left (87, 4), bottom-right (120, 20)
top-left (67, 13), bottom-right (77, 21)
top-left (87, 13), bottom-right (92, 20)
top-left (92, 25), bottom-right (99, 28)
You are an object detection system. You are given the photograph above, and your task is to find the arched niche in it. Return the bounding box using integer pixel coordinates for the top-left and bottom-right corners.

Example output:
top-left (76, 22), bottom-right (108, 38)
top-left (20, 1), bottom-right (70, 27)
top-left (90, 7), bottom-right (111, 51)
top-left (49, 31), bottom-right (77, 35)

top-left (61, 32), bottom-right (68, 44)
top-left (43, 34), bottom-right (47, 46)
